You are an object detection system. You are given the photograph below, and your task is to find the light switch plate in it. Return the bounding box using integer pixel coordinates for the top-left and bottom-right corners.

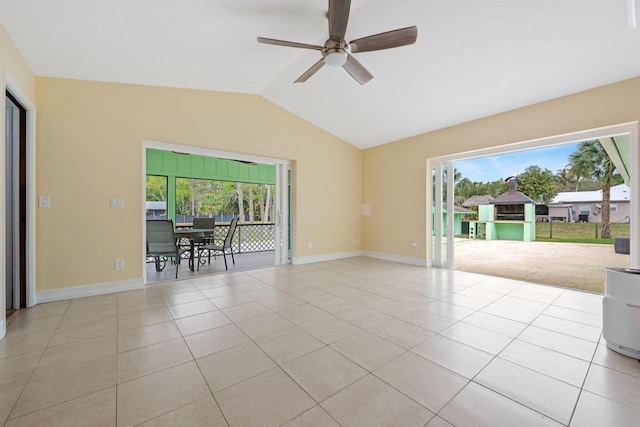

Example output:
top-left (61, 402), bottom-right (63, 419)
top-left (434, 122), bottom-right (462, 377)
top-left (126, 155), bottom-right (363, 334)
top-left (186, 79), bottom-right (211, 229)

top-left (110, 198), bottom-right (124, 208)
top-left (39, 195), bottom-right (51, 208)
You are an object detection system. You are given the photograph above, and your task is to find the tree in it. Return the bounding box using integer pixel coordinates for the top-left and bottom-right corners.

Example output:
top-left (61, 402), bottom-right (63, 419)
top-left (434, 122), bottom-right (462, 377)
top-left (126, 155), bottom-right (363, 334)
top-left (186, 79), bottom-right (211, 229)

top-left (514, 165), bottom-right (557, 205)
top-left (569, 140), bottom-right (622, 238)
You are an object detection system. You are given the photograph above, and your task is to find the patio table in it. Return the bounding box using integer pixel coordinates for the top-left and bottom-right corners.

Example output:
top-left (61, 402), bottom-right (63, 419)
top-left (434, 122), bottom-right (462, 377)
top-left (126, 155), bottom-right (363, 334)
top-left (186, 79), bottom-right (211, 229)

top-left (174, 228), bottom-right (215, 271)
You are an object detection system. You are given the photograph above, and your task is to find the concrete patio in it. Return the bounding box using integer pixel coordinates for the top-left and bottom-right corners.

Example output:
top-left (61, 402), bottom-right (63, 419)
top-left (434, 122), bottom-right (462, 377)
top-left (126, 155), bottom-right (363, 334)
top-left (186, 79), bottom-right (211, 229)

top-left (454, 239), bottom-right (630, 293)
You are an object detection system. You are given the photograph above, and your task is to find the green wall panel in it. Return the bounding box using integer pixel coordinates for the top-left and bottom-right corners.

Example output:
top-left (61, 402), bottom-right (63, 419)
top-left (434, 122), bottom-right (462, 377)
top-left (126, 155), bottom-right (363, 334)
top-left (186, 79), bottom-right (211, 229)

top-left (146, 148), bottom-right (275, 184)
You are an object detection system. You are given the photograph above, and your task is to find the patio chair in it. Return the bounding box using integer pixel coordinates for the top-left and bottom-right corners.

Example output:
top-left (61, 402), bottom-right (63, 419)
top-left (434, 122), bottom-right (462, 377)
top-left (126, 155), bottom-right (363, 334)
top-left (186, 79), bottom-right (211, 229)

top-left (197, 217), bottom-right (238, 271)
top-left (146, 219), bottom-right (189, 279)
top-left (192, 217), bottom-right (216, 264)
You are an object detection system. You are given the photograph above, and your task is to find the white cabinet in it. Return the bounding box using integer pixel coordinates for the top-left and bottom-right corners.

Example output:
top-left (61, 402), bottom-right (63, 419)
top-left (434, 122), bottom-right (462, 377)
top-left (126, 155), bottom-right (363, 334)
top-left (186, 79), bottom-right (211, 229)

top-left (603, 268), bottom-right (640, 359)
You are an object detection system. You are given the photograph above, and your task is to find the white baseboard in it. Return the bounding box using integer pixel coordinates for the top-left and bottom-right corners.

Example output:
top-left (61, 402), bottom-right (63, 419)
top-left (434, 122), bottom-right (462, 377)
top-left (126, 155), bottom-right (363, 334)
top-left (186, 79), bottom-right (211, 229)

top-left (36, 279), bottom-right (144, 304)
top-left (0, 320), bottom-right (5, 341)
top-left (362, 251), bottom-right (428, 267)
top-left (292, 250), bottom-right (363, 265)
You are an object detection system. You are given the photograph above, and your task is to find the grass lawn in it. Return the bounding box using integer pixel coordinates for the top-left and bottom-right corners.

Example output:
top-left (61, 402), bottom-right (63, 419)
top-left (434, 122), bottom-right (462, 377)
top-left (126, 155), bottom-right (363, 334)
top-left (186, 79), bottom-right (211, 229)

top-left (536, 222), bottom-right (630, 244)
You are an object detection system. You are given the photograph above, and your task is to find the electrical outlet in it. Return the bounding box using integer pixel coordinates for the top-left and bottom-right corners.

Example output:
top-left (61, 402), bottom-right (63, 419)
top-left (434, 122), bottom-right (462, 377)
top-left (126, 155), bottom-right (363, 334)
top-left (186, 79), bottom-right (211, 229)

top-left (115, 259), bottom-right (125, 270)
top-left (411, 242), bottom-right (418, 251)
top-left (307, 242), bottom-right (313, 250)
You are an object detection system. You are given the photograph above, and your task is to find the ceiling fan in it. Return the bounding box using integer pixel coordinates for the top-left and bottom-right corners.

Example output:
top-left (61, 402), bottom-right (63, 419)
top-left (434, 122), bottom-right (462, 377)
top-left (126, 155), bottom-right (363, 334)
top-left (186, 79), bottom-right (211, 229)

top-left (257, 0), bottom-right (417, 85)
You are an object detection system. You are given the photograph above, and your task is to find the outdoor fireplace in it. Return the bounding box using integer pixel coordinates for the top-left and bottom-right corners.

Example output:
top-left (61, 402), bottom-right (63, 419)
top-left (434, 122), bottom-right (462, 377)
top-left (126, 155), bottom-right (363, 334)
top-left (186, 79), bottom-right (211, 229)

top-left (490, 176), bottom-right (534, 221)
top-left (470, 176), bottom-right (537, 241)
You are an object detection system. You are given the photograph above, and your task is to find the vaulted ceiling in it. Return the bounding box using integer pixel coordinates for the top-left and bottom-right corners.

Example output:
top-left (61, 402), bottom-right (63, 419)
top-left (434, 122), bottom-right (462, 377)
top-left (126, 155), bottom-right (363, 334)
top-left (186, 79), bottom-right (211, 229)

top-left (1, 0), bottom-right (639, 149)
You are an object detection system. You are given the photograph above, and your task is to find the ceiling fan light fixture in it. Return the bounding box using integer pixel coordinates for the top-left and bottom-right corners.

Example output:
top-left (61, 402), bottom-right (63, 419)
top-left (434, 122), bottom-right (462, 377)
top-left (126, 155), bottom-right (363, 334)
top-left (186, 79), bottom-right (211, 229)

top-left (324, 50), bottom-right (347, 67)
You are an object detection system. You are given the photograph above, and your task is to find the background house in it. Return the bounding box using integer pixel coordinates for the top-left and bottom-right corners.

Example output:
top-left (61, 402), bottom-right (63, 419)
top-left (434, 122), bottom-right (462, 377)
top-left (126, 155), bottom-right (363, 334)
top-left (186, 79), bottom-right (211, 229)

top-left (549, 183), bottom-right (631, 223)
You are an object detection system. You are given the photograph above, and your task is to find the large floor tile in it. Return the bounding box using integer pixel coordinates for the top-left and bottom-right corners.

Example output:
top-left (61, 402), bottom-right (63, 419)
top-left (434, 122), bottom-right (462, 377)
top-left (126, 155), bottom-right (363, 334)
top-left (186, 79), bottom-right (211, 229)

top-left (282, 346), bottom-right (367, 402)
top-left (552, 291), bottom-right (602, 315)
top-left (117, 337), bottom-right (193, 383)
top-left (570, 390), bottom-right (640, 427)
top-left (34, 333), bottom-right (117, 375)
top-left (422, 301), bottom-right (475, 320)
top-left (397, 308), bottom-right (458, 333)
top-left (301, 317), bottom-right (362, 344)
top-left (439, 382), bottom-right (563, 427)
top-left (255, 327), bottom-right (325, 364)
top-left (374, 351), bottom-right (468, 413)
top-left (174, 310), bottom-right (231, 336)
top-left (0, 330), bottom-right (54, 359)
top-left (440, 322), bottom-right (512, 354)
top-left (592, 343), bottom-right (640, 378)
top-left (221, 301), bottom-right (272, 322)
top-left (197, 341), bottom-right (276, 393)
top-left (0, 379), bottom-right (28, 424)
top-left (499, 339), bottom-right (590, 387)
top-left (0, 350), bottom-right (42, 387)
top-left (167, 299), bottom-right (217, 319)
top-left (331, 330), bottom-right (405, 371)
top-left (48, 317), bottom-right (117, 347)
top-left (321, 374), bottom-right (433, 427)
top-left (531, 314), bottom-right (602, 342)
top-left (184, 323), bottom-right (250, 358)
top-left (214, 368), bottom-right (315, 427)
top-left (462, 311), bottom-right (527, 338)
top-left (117, 321), bottom-right (181, 352)
top-left (584, 363), bottom-right (640, 408)
top-left (117, 307), bottom-right (173, 331)
top-left (543, 305), bottom-right (602, 327)
top-left (518, 325), bottom-right (598, 361)
top-left (282, 405), bottom-right (340, 427)
top-left (277, 304), bottom-right (336, 328)
top-left (9, 355), bottom-right (116, 419)
top-left (209, 293), bottom-right (254, 309)
top-left (235, 312), bottom-right (297, 339)
top-left (334, 306), bottom-right (393, 329)
top-left (161, 290), bottom-right (206, 306)
top-left (366, 318), bottom-right (434, 349)
top-left (412, 335), bottom-right (494, 379)
top-left (4, 388), bottom-right (116, 427)
top-left (116, 361), bottom-right (210, 427)
top-left (475, 357), bottom-right (580, 424)
top-left (6, 314), bottom-right (63, 337)
top-left (137, 396), bottom-right (227, 427)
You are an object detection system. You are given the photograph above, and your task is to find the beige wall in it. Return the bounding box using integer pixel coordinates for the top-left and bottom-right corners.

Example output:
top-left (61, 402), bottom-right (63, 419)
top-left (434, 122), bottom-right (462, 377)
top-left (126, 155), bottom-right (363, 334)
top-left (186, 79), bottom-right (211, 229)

top-left (1, 23), bottom-right (35, 315)
top-left (362, 77), bottom-right (640, 261)
top-left (35, 78), bottom-right (362, 291)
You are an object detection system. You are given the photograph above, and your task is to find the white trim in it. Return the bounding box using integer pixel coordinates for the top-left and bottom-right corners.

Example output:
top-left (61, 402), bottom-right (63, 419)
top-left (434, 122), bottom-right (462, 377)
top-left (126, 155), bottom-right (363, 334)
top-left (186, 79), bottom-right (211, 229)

top-left (3, 74), bottom-right (37, 311)
top-left (37, 279), bottom-right (144, 304)
top-left (144, 139), bottom-right (291, 166)
top-left (362, 251), bottom-right (428, 267)
top-left (434, 122), bottom-right (638, 162)
top-left (0, 320), bottom-right (5, 340)
top-left (292, 250), bottom-right (363, 265)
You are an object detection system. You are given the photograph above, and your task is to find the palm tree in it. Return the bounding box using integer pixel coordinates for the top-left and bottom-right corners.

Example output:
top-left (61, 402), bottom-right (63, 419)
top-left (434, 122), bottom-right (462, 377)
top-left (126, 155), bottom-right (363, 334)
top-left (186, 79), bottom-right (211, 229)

top-left (569, 140), bottom-right (618, 238)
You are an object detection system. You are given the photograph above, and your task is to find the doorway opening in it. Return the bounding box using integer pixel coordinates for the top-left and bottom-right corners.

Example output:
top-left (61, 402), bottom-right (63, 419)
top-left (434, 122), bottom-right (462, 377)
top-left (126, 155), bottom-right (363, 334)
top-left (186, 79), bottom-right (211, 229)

top-left (5, 91), bottom-right (27, 319)
top-left (142, 142), bottom-right (292, 284)
top-left (428, 123), bottom-right (638, 293)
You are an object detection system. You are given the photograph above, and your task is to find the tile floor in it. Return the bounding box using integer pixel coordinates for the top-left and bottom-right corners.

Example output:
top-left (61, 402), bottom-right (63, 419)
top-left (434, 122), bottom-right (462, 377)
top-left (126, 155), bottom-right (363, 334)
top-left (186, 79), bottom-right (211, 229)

top-left (1, 257), bottom-right (640, 426)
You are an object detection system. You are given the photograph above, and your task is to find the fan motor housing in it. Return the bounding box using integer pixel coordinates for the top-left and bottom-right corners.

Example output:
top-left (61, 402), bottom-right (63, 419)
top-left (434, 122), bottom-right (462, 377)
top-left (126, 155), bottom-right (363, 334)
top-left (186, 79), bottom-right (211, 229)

top-left (323, 38), bottom-right (349, 66)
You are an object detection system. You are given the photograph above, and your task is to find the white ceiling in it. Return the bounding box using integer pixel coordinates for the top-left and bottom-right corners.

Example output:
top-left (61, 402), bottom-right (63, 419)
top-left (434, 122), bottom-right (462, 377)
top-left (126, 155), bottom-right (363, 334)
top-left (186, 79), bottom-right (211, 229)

top-left (1, 0), bottom-right (639, 149)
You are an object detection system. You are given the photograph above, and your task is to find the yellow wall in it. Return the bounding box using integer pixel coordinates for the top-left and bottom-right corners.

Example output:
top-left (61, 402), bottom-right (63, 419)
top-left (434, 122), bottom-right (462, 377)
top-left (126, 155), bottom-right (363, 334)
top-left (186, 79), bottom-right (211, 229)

top-left (35, 78), bottom-right (362, 290)
top-left (362, 77), bottom-right (640, 261)
top-left (1, 23), bottom-right (35, 314)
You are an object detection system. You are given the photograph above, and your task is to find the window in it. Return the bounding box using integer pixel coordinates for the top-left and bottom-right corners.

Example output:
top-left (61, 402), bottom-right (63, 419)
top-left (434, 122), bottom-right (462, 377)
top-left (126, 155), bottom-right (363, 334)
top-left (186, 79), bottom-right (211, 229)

top-left (146, 175), bottom-right (167, 219)
top-left (579, 205), bottom-right (591, 215)
top-left (610, 203), bottom-right (618, 212)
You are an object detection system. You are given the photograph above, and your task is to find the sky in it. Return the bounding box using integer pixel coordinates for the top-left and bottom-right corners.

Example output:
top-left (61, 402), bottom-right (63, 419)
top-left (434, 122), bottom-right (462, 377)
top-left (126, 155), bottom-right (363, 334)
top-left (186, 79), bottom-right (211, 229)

top-left (455, 142), bottom-right (580, 183)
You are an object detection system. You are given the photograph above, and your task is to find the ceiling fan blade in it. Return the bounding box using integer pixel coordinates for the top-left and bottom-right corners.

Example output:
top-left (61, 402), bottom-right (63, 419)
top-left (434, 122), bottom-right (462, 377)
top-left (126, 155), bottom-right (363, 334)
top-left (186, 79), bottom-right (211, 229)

top-left (294, 59), bottom-right (326, 83)
top-left (342, 54), bottom-right (373, 85)
top-left (349, 26), bottom-right (417, 53)
top-left (257, 37), bottom-right (323, 50)
top-left (329, 0), bottom-right (351, 40)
